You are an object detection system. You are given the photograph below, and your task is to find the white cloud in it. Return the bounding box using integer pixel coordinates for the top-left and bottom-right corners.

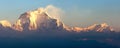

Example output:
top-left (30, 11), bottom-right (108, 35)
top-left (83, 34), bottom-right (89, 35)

top-left (45, 5), bottom-right (64, 21)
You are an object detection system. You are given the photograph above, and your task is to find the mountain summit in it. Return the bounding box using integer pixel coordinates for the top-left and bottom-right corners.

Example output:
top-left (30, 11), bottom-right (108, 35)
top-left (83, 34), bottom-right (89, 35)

top-left (12, 8), bottom-right (65, 31)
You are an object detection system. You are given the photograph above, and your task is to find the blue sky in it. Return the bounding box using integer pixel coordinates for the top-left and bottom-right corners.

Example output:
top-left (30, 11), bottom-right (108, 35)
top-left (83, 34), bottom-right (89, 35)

top-left (0, 0), bottom-right (120, 31)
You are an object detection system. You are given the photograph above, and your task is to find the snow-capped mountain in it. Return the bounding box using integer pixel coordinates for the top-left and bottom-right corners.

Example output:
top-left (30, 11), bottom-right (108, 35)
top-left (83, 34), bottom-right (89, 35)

top-left (85, 23), bottom-right (114, 32)
top-left (12, 8), bottom-right (65, 31)
top-left (0, 8), bottom-right (114, 32)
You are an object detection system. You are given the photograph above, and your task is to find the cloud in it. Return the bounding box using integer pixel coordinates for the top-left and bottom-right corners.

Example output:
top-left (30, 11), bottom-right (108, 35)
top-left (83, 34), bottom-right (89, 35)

top-left (45, 5), bottom-right (64, 21)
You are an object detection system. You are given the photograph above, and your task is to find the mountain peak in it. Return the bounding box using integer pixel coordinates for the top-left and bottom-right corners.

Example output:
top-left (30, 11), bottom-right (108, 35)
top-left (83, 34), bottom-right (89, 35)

top-left (86, 23), bottom-right (114, 32)
top-left (0, 20), bottom-right (11, 28)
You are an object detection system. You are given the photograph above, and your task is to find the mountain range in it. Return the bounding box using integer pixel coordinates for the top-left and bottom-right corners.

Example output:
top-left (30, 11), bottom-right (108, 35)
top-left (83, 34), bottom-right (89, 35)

top-left (0, 8), bottom-right (114, 32)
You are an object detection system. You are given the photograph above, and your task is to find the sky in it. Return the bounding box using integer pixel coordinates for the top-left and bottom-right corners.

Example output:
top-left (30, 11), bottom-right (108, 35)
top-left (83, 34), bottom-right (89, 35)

top-left (0, 0), bottom-right (120, 31)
